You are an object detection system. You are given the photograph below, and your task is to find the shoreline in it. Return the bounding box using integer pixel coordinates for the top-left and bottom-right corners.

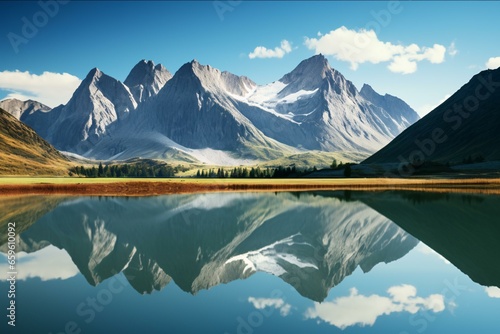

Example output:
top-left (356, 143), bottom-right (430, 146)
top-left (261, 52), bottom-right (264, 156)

top-left (1, 178), bottom-right (500, 196)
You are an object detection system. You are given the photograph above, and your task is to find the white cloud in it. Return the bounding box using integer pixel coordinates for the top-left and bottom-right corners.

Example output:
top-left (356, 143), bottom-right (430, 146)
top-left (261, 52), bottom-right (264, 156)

top-left (485, 286), bottom-right (500, 298)
top-left (0, 245), bottom-right (79, 281)
top-left (304, 26), bottom-right (447, 74)
top-left (388, 55), bottom-right (418, 75)
top-left (448, 42), bottom-right (458, 57)
top-left (486, 57), bottom-right (500, 70)
top-left (0, 70), bottom-right (81, 108)
top-left (305, 285), bottom-right (445, 329)
top-left (248, 297), bottom-right (292, 316)
top-left (248, 40), bottom-right (292, 59)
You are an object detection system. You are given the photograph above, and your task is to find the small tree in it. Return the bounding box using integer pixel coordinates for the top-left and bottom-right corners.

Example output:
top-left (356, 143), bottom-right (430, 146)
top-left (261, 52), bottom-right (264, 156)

top-left (331, 159), bottom-right (338, 169)
top-left (98, 162), bottom-right (104, 177)
top-left (344, 164), bottom-right (352, 177)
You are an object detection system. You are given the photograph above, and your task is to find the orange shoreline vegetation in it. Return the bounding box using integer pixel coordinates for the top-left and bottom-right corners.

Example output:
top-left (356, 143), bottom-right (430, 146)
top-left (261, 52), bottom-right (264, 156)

top-left (1, 178), bottom-right (500, 196)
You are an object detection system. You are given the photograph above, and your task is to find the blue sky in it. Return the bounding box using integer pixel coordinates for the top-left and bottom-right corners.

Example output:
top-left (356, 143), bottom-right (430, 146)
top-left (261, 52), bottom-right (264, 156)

top-left (0, 1), bottom-right (499, 115)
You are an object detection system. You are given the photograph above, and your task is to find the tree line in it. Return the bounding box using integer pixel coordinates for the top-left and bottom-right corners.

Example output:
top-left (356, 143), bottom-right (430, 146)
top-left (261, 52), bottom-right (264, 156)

top-left (69, 162), bottom-right (176, 178)
top-left (196, 166), bottom-right (318, 178)
top-left (331, 158), bottom-right (353, 177)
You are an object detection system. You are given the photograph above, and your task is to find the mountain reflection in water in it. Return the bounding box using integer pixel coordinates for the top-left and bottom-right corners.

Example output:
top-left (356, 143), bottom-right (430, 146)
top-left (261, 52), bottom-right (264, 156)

top-left (2, 191), bottom-right (499, 301)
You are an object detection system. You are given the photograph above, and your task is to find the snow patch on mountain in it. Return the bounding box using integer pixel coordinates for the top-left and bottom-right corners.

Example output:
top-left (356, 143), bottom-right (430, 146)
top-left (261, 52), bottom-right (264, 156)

top-left (225, 233), bottom-right (318, 276)
top-left (13, 55), bottom-right (419, 161)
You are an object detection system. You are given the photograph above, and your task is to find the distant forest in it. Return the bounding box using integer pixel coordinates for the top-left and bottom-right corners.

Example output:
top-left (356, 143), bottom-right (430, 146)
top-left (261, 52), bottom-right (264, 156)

top-left (195, 166), bottom-right (317, 178)
top-left (70, 160), bottom-right (354, 178)
top-left (70, 163), bottom-right (177, 178)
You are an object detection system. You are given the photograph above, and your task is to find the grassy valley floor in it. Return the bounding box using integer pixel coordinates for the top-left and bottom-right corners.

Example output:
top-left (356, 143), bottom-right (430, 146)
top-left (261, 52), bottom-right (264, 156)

top-left (1, 177), bottom-right (500, 196)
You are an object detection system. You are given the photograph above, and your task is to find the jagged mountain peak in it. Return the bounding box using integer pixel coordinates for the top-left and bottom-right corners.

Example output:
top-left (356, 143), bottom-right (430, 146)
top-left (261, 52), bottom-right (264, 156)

top-left (140, 59), bottom-right (154, 66)
top-left (124, 59), bottom-right (172, 103)
top-left (360, 83), bottom-right (376, 95)
top-left (359, 83), bottom-right (419, 127)
top-left (155, 63), bottom-right (167, 71)
top-left (172, 59), bottom-right (255, 96)
top-left (0, 98), bottom-right (51, 120)
top-left (44, 66), bottom-right (138, 153)
top-left (14, 55), bottom-right (419, 162)
top-left (86, 67), bottom-right (102, 80)
top-left (78, 68), bottom-right (130, 99)
top-left (277, 54), bottom-right (356, 98)
top-left (180, 59), bottom-right (212, 75)
top-left (360, 84), bottom-right (400, 101)
top-left (125, 59), bottom-right (169, 83)
top-left (360, 84), bottom-right (389, 102)
top-left (280, 54), bottom-right (331, 85)
top-left (79, 68), bottom-right (129, 95)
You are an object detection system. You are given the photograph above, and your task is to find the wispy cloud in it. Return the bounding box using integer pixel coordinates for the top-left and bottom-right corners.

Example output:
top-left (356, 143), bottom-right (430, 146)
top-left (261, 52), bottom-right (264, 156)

top-left (0, 70), bottom-right (81, 107)
top-left (305, 285), bottom-right (445, 329)
top-left (305, 26), bottom-right (447, 74)
top-left (448, 42), bottom-right (458, 57)
top-left (248, 297), bottom-right (291, 316)
top-left (249, 40), bottom-right (292, 59)
top-left (486, 57), bottom-right (500, 70)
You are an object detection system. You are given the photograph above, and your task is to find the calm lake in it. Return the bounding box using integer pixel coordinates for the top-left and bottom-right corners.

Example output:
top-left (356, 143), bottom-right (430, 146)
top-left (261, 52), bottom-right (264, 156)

top-left (1, 191), bottom-right (500, 333)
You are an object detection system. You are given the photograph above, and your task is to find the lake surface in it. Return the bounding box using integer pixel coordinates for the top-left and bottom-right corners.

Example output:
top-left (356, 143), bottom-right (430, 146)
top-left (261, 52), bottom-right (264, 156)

top-left (1, 191), bottom-right (500, 333)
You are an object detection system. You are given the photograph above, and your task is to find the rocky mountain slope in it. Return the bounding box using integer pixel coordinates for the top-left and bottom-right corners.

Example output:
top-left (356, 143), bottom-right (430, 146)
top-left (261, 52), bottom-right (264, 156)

top-left (0, 108), bottom-right (70, 175)
top-left (0, 98), bottom-right (51, 120)
top-left (1, 56), bottom-right (419, 164)
top-left (124, 60), bottom-right (172, 103)
top-left (364, 68), bottom-right (500, 165)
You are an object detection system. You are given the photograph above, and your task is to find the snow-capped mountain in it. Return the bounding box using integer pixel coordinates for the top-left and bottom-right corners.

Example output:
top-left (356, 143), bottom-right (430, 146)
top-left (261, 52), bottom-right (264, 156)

top-left (4, 55), bottom-right (419, 163)
top-left (124, 60), bottom-right (172, 103)
top-left (234, 55), bottom-right (419, 153)
top-left (135, 60), bottom-right (290, 156)
top-left (83, 59), bottom-right (293, 162)
top-left (89, 56), bottom-right (418, 162)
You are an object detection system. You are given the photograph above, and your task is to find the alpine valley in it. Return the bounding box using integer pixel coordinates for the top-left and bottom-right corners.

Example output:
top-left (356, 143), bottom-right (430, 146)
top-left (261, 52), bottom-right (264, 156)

top-left (1, 55), bottom-right (420, 166)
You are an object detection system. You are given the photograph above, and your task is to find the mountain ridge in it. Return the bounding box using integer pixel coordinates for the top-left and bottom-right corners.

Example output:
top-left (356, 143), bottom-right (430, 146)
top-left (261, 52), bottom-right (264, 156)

top-left (1, 55), bottom-right (420, 165)
top-left (124, 59), bottom-right (172, 103)
top-left (0, 98), bottom-right (52, 120)
top-left (364, 67), bottom-right (500, 165)
top-left (0, 108), bottom-right (70, 175)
